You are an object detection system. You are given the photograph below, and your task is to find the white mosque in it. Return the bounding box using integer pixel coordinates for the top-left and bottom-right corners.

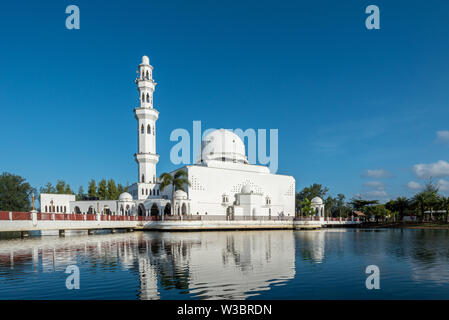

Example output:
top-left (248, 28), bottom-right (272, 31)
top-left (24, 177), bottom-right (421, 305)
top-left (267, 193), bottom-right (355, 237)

top-left (40, 56), bottom-right (296, 219)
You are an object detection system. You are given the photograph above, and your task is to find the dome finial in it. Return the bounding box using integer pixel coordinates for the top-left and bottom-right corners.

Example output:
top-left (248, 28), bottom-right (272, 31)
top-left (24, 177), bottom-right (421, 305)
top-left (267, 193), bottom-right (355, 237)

top-left (142, 55), bottom-right (150, 65)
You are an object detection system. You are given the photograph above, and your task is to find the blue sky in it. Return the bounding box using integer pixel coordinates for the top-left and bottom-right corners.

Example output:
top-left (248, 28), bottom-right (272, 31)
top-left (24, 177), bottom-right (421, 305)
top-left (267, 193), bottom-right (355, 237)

top-left (1, 0), bottom-right (449, 202)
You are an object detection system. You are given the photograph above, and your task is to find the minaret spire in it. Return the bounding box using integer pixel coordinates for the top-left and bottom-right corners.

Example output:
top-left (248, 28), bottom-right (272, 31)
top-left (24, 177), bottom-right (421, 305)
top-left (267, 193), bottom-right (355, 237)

top-left (131, 55), bottom-right (160, 200)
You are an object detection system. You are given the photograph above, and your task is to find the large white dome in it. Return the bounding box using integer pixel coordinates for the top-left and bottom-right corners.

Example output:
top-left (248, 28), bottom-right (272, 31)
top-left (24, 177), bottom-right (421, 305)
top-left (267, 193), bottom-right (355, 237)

top-left (196, 129), bottom-right (248, 164)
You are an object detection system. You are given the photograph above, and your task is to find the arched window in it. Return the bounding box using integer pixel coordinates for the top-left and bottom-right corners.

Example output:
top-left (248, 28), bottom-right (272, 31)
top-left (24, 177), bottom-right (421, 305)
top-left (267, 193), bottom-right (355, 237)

top-left (147, 124), bottom-right (151, 134)
top-left (141, 189), bottom-right (144, 195)
top-left (146, 71), bottom-right (149, 80)
top-left (146, 93), bottom-right (150, 103)
top-left (45, 205), bottom-right (48, 212)
top-left (157, 190), bottom-right (159, 196)
top-left (142, 174), bottom-right (145, 183)
top-left (141, 93), bottom-right (145, 102)
top-left (153, 189), bottom-right (156, 196)
top-left (64, 206), bottom-right (66, 213)
top-left (141, 124), bottom-right (144, 134)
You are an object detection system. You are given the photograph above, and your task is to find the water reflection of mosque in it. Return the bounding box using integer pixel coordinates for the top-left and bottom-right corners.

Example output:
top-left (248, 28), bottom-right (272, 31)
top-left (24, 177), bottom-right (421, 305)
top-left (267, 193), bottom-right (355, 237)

top-left (0, 231), bottom-right (299, 299)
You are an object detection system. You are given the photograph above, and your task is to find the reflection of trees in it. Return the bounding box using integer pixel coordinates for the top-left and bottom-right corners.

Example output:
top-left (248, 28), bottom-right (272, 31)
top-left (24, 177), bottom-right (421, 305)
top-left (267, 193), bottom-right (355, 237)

top-left (294, 231), bottom-right (326, 263)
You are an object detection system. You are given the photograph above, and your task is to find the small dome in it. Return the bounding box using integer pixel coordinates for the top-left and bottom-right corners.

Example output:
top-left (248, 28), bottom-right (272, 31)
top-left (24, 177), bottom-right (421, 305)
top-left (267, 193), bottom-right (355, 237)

top-left (196, 129), bottom-right (247, 164)
top-left (141, 55), bottom-right (150, 65)
top-left (119, 192), bottom-right (133, 201)
top-left (311, 197), bottom-right (323, 205)
top-left (241, 184), bottom-right (253, 194)
top-left (174, 189), bottom-right (188, 199)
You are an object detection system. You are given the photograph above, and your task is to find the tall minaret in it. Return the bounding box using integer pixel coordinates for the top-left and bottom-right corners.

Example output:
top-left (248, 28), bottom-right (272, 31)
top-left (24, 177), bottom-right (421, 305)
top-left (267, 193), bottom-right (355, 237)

top-left (133, 55), bottom-right (159, 200)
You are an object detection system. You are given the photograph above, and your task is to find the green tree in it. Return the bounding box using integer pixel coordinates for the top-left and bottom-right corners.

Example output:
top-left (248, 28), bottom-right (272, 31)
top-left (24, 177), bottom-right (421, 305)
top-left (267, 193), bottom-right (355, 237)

top-left (412, 192), bottom-right (427, 221)
top-left (56, 180), bottom-right (66, 194)
top-left (385, 197), bottom-right (409, 221)
top-left (40, 182), bottom-right (56, 194)
top-left (349, 199), bottom-right (378, 211)
top-left (76, 186), bottom-right (84, 201)
top-left (366, 204), bottom-right (391, 222)
top-left (440, 196), bottom-right (449, 222)
top-left (88, 179), bottom-right (97, 198)
top-left (324, 196), bottom-right (337, 217)
top-left (0, 172), bottom-right (35, 211)
top-left (107, 179), bottom-right (119, 200)
top-left (117, 184), bottom-right (124, 195)
top-left (98, 179), bottom-right (107, 200)
top-left (159, 170), bottom-right (190, 215)
top-left (335, 193), bottom-right (351, 218)
top-left (296, 184), bottom-right (329, 210)
top-left (299, 198), bottom-right (314, 216)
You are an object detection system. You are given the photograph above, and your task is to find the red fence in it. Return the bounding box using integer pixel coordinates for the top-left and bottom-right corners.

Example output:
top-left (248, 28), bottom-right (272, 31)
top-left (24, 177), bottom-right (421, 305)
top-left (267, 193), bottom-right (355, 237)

top-left (0, 212), bottom-right (142, 221)
top-left (0, 212), bottom-right (10, 220)
top-left (12, 212), bottom-right (31, 220)
top-left (37, 213), bottom-right (52, 220)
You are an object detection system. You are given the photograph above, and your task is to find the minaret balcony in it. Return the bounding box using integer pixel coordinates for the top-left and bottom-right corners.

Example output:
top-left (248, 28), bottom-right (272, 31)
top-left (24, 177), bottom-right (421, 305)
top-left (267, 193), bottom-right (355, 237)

top-left (134, 107), bottom-right (159, 120)
top-left (134, 153), bottom-right (159, 164)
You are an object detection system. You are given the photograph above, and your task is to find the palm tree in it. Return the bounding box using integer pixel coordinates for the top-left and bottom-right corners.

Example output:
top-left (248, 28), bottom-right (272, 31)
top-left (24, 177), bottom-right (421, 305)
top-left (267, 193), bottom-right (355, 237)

top-left (159, 170), bottom-right (190, 215)
top-left (438, 196), bottom-right (449, 222)
top-left (412, 192), bottom-right (427, 221)
top-left (390, 197), bottom-right (409, 221)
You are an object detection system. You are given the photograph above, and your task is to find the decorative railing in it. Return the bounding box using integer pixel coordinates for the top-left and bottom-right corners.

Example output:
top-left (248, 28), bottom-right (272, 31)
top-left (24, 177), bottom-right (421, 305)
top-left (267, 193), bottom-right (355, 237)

top-left (2, 212), bottom-right (363, 223)
top-left (0, 212), bottom-right (146, 222)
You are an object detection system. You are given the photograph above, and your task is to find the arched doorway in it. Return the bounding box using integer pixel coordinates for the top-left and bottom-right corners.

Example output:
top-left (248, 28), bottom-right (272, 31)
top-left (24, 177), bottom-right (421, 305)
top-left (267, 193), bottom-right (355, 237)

top-left (74, 206), bottom-right (81, 214)
top-left (181, 203), bottom-right (187, 215)
top-left (87, 206), bottom-right (95, 214)
top-left (164, 203), bottom-right (171, 215)
top-left (138, 203), bottom-right (146, 216)
top-left (150, 203), bottom-right (159, 216)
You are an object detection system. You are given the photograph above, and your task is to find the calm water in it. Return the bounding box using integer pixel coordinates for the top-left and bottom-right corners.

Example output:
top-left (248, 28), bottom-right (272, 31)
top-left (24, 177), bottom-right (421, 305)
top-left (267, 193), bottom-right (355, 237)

top-left (0, 229), bottom-right (448, 299)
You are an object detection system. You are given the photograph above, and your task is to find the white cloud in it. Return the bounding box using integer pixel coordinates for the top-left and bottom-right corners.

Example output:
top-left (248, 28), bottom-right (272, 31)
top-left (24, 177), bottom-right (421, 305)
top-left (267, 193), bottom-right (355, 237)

top-left (438, 179), bottom-right (449, 192)
top-left (407, 181), bottom-right (422, 190)
top-left (361, 169), bottom-right (391, 179)
top-left (436, 130), bottom-right (449, 143)
top-left (360, 180), bottom-right (388, 199)
top-left (413, 160), bottom-right (449, 179)
top-left (363, 190), bottom-right (388, 198)
top-left (363, 181), bottom-right (385, 190)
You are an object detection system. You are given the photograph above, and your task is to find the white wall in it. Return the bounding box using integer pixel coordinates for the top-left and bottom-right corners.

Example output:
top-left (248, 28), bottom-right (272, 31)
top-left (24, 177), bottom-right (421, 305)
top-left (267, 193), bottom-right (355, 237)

top-left (40, 194), bottom-right (76, 213)
top-left (185, 164), bottom-right (295, 217)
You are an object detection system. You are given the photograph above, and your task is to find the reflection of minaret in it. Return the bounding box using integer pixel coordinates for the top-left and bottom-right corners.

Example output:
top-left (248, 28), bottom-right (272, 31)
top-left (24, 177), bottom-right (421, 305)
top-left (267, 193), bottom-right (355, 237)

top-left (138, 255), bottom-right (160, 300)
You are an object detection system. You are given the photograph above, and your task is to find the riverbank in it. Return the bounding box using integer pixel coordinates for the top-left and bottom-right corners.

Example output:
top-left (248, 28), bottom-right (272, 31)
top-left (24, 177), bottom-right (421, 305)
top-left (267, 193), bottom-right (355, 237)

top-left (360, 221), bottom-right (449, 230)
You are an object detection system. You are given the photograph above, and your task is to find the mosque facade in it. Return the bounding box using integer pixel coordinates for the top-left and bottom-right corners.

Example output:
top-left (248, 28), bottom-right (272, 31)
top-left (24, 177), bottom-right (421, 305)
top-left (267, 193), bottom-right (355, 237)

top-left (40, 56), bottom-right (296, 219)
